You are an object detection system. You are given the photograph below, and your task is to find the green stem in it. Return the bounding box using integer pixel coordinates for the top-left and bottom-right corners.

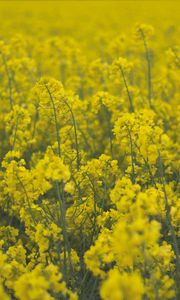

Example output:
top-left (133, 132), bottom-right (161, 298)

top-left (126, 125), bottom-right (135, 183)
top-left (62, 97), bottom-right (80, 170)
top-left (158, 152), bottom-right (180, 296)
top-left (139, 29), bottom-right (152, 107)
top-left (16, 173), bottom-right (36, 226)
top-left (45, 84), bottom-right (61, 157)
top-left (120, 66), bottom-right (134, 112)
top-left (44, 84), bottom-right (72, 278)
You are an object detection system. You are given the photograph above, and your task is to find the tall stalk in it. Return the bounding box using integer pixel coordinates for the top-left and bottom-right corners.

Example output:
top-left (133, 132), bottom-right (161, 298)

top-left (126, 125), bottom-right (136, 183)
top-left (139, 29), bottom-right (152, 107)
top-left (158, 152), bottom-right (180, 296)
top-left (120, 66), bottom-right (134, 112)
top-left (62, 97), bottom-right (80, 170)
top-left (44, 84), bottom-right (72, 278)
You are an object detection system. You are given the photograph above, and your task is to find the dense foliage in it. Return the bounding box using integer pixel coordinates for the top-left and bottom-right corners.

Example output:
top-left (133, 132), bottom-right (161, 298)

top-left (0, 2), bottom-right (179, 300)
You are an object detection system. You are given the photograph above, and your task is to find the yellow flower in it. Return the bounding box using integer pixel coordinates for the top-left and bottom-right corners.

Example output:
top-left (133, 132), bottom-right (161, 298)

top-left (100, 269), bottom-right (144, 300)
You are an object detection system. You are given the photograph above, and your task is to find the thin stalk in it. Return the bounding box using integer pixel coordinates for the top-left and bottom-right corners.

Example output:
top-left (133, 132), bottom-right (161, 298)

top-left (32, 103), bottom-right (39, 140)
top-left (11, 115), bottom-right (20, 150)
top-left (105, 106), bottom-right (114, 159)
top-left (120, 66), bottom-right (134, 112)
top-left (126, 125), bottom-right (136, 183)
top-left (134, 141), bottom-right (157, 188)
top-left (77, 125), bottom-right (93, 154)
top-left (44, 84), bottom-right (72, 278)
top-left (158, 152), bottom-right (180, 295)
top-left (45, 84), bottom-right (61, 157)
top-left (55, 181), bottom-right (68, 277)
top-left (16, 174), bottom-right (36, 226)
top-left (139, 29), bottom-right (152, 107)
top-left (61, 97), bottom-right (83, 205)
top-left (62, 97), bottom-right (81, 170)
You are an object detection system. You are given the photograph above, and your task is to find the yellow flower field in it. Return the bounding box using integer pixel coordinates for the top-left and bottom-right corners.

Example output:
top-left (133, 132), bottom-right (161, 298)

top-left (0, 1), bottom-right (179, 299)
